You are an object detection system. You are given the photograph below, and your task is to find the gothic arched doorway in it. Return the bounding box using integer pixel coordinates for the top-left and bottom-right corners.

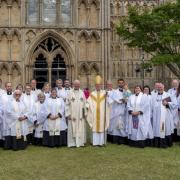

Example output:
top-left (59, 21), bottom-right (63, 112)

top-left (32, 37), bottom-right (67, 89)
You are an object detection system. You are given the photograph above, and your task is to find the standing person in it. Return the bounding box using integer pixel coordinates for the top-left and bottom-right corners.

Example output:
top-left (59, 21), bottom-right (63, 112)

top-left (152, 83), bottom-right (177, 148)
top-left (42, 89), bottom-right (67, 147)
top-left (55, 79), bottom-right (67, 100)
top-left (42, 82), bottom-right (51, 99)
top-left (66, 80), bottom-right (87, 147)
top-left (30, 79), bottom-right (41, 100)
top-left (151, 82), bottom-right (160, 97)
top-left (108, 79), bottom-right (128, 145)
top-left (33, 93), bottom-right (46, 146)
top-left (0, 79), bottom-right (5, 96)
top-left (83, 88), bottom-right (90, 99)
top-left (143, 86), bottom-right (154, 146)
top-left (86, 76), bottom-right (111, 146)
top-left (174, 83), bottom-right (180, 141)
top-left (168, 79), bottom-right (179, 96)
top-left (22, 83), bottom-right (36, 144)
top-left (64, 79), bottom-right (72, 90)
top-left (127, 85), bottom-right (151, 148)
top-left (0, 82), bottom-right (13, 147)
top-left (3, 90), bottom-right (29, 151)
top-left (0, 102), bottom-right (4, 147)
top-left (168, 79), bottom-right (179, 141)
top-left (106, 80), bottom-right (114, 143)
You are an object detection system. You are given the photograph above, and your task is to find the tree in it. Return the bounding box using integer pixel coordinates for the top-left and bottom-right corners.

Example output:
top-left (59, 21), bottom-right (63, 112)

top-left (116, 0), bottom-right (180, 78)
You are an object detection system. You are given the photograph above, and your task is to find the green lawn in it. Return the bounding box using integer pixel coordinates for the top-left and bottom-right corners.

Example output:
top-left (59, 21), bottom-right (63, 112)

top-left (0, 143), bottom-right (180, 180)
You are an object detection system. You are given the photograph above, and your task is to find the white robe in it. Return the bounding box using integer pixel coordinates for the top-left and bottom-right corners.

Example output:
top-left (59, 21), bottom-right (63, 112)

top-left (32, 101), bottom-right (45, 138)
top-left (175, 95), bottom-right (180, 135)
top-left (42, 97), bottom-right (67, 134)
top-left (127, 93), bottom-right (152, 141)
top-left (1, 92), bottom-right (13, 137)
top-left (152, 92), bottom-right (176, 138)
top-left (56, 87), bottom-right (67, 101)
top-left (66, 89), bottom-right (87, 147)
top-left (22, 93), bottom-right (36, 134)
top-left (4, 99), bottom-right (29, 138)
top-left (109, 89), bottom-right (128, 137)
top-left (86, 90), bottom-right (111, 146)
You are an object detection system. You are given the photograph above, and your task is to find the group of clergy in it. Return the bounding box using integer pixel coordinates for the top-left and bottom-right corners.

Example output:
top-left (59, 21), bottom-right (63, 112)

top-left (0, 77), bottom-right (179, 151)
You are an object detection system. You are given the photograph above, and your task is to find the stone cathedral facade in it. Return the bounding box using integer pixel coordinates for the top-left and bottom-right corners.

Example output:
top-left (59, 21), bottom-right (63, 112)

top-left (0, 0), bottom-right (174, 89)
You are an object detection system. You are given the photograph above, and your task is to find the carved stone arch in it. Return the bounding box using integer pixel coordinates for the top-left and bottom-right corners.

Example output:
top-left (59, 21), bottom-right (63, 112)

top-left (10, 62), bottom-right (21, 75)
top-left (90, 0), bottom-right (100, 9)
top-left (90, 31), bottom-right (101, 41)
top-left (51, 48), bottom-right (68, 65)
top-left (32, 47), bottom-right (49, 64)
top-left (25, 30), bottom-right (75, 67)
top-left (78, 30), bottom-right (90, 41)
top-left (25, 30), bottom-right (75, 84)
top-left (12, 0), bottom-right (21, 7)
top-left (79, 63), bottom-right (90, 75)
top-left (0, 63), bottom-right (10, 75)
top-left (0, 0), bottom-right (8, 6)
top-left (0, 29), bottom-right (10, 40)
top-left (90, 63), bottom-right (100, 74)
top-left (11, 29), bottom-right (21, 41)
top-left (78, 0), bottom-right (88, 8)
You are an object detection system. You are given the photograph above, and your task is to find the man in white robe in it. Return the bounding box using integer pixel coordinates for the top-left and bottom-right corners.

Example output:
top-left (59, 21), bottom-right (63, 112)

top-left (168, 79), bottom-right (179, 96)
top-left (86, 76), bottom-right (111, 146)
top-left (108, 79), bottom-right (129, 144)
top-left (55, 79), bottom-right (67, 100)
top-left (30, 79), bottom-right (41, 100)
top-left (0, 102), bottom-right (4, 147)
top-left (151, 82), bottom-right (160, 97)
top-left (4, 90), bottom-right (29, 151)
top-left (106, 80), bottom-right (114, 143)
top-left (66, 80), bottom-right (87, 147)
top-left (152, 83), bottom-right (177, 148)
top-left (22, 83), bottom-right (36, 144)
top-left (167, 79), bottom-right (179, 141)
top-left (1, 82), bottom-right (13, 146)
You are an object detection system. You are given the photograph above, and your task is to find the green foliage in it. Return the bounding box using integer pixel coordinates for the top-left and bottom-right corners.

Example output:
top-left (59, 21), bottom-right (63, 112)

top-left (116, 0), bottom-right (180, 78)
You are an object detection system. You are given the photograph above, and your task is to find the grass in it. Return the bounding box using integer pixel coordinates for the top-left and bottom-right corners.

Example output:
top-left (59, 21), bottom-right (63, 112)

top-left (0, 143), bottom-right (180, 180)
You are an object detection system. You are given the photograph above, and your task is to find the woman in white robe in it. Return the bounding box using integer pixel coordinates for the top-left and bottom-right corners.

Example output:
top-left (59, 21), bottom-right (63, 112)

top-left (143, 86), bottom-right (154, 146)
top-left (127, 85), bottom-right (151, 148)
top-left (3, 90), bottom-right (29, 151)
top-left (43, 82), bottom-right (51, 99)
top-left (42, 88), bottom-right (67, 147)
top-left (32, 93), bottom-right (46, 145)
top-left (152, 84), bottom-right (177, 148)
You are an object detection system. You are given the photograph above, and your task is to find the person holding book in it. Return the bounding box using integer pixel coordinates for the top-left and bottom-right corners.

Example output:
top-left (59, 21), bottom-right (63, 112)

top-left (151, 83), bottom-right (177, 148)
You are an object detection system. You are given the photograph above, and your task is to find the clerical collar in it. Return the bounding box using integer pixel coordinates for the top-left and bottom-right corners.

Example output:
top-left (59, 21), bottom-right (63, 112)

top-left (65, 87), bottom-right (70, 90)
top-left (26, 93), bottom-right (30, 96)
top-left (51, 97), bottom-right (57, 99)
top-left (16, 99), bottom-right (20, 102)
top-left (119, 88), bottom-right (123, 92)
top-left (32, 88), bottom-right (36, 91)
top-left (158, 92), bottom-right (163, 95)
top-left (135, 93), bottom-right (139, 96)
top-left (45, 92), bottom-right (49, 94)
top-left (40, 101), bottom-right (44, 104)
top-left (57, 87), bottom-right (62, 90)
top-left (7, 91), bottom-right (12, 95)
